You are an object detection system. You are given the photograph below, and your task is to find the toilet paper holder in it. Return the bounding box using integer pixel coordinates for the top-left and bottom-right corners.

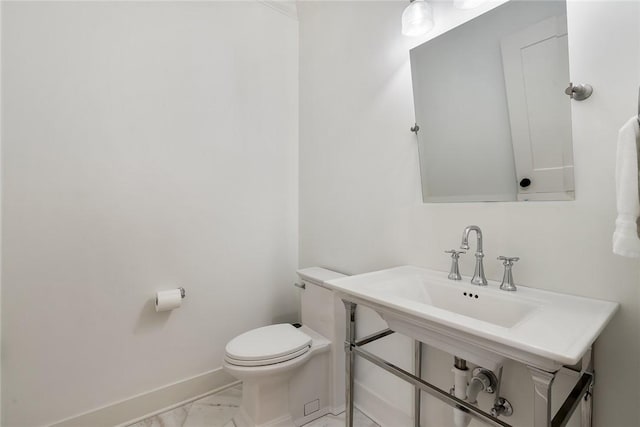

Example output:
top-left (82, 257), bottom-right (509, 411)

top-left (154, 287), bottom-right (186, 303)
top-left (154, 287), bottom-right (187, 312)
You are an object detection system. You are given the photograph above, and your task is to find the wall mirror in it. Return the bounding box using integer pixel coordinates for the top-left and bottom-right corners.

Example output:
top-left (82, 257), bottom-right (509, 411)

top-left (410, 0), bottom-right (574, 202)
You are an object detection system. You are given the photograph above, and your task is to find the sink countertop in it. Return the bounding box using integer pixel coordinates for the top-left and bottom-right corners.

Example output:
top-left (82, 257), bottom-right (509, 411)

top-left (327, 265), bottom-right (619, 370)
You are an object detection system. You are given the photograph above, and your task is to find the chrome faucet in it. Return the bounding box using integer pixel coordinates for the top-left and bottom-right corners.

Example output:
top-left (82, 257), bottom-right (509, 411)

top-left (498, 256), bottom-right (519, 291)
top-left (460, 225), bottom-right (487, 286)
top-left (445, 249), bottom-right (465, 280)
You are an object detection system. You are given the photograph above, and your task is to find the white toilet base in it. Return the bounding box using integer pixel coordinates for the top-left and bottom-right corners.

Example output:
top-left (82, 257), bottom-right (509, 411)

top-left (224, 326), bottom-right (332, 427)
top-left (232, 377), bottom-right (295, 427)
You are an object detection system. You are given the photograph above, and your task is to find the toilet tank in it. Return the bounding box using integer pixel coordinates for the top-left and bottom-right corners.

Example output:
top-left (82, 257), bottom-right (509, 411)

top-left (297, 267), bottom-right (345, 335)
top-left (296, 267), bottom-right (347, 415)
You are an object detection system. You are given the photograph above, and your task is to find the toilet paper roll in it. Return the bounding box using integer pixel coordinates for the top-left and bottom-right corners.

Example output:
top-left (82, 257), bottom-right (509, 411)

top-left (155, 289), bottom-right (183, 312)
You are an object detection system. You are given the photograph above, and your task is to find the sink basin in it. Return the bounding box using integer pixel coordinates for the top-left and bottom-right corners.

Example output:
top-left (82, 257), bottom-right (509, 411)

top-left (369, 273), bottom-right (536, 328)
top-left (326, 266), bottom-right (618, 371)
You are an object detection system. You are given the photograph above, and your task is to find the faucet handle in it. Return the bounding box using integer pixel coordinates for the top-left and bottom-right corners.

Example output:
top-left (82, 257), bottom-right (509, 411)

top-left (445, 249), bottom-right (466, 258)
top-left (497, 256), bottom-right (519, 291)
top-left (445, 250), bottom-right (465, 280)
top-left (498, 256), bottom-right (519, 266)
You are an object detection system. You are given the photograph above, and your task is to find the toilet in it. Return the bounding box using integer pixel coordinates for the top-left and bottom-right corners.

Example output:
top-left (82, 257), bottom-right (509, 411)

top-left (224, 267), bottom-right (346, 427)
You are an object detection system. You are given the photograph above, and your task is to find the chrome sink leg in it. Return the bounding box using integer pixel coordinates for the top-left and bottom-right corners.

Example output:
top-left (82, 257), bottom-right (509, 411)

top-left (581, 347), bottom-right (594, 427)
top-left (343, 301), bottom-right (357, 427)
top-left (414, 341), bottom-right (423, 427)
top-left (581, 381), bottom-right (594, 427)
top-left (526, 366), bottom-right (556, 427)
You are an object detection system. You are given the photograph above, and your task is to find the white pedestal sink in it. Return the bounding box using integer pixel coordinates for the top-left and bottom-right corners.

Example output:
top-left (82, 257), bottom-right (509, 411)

top-left (326, 265), bottom-right (619, 427)
top-left (327, 265), bottom-right (617, 371)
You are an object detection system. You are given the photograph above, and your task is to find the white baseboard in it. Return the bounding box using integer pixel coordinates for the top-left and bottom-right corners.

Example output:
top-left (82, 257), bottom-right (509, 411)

top-left (330, 403), bottom-right (345, 416)
top-left (354, 381), bottom-right (411, 427)
top-left (48, 370), bottom-right (408, 427)
top-left (49, 368), bottom-right (238, 427)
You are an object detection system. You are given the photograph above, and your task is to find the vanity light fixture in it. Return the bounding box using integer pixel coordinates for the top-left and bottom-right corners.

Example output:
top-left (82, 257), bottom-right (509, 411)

top-left (401, 0), bottom-right (435, 37)
top-left (453, 0), bottom-right (488, 9)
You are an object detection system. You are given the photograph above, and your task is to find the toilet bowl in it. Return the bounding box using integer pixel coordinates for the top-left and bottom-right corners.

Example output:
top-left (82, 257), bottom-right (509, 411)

top-left (224, 324), bottom-right (330, 427)
top-left (223, 267), bottom-right (346, 427)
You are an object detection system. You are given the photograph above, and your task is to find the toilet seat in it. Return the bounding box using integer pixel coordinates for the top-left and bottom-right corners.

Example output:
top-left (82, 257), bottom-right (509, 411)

top-left (225, 324), bottom-right (312, 367)
top-left (225, 346), bottom-right (310, 367)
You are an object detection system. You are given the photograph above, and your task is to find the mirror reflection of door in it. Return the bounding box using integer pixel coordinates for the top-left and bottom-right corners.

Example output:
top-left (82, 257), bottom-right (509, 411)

top-left (501, 15), bottom-right (574, 201)
top-left (409, 0), bottom-right (575, 203)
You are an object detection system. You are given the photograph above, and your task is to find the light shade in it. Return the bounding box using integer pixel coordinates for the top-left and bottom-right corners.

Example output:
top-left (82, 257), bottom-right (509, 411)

top-left (402, 0), bottom-right (435, 37)
top-left (453, 0), bottom-right (487, 10)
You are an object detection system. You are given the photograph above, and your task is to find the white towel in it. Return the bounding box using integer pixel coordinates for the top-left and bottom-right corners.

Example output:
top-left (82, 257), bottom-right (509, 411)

top-left (613, 116), bottom-right (640, 257)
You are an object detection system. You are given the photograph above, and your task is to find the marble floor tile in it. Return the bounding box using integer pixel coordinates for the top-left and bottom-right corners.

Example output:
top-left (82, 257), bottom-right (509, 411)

top-left (182, 385), bottom-right (241, 427)
top-left (190, 385), bottom-right (242, 407)
top-left (129, 384), bottom-right (378, 427)
top-left (302, 409), bottom-right (379, 427)
top-left (128, 403), bottom-right (193, 427)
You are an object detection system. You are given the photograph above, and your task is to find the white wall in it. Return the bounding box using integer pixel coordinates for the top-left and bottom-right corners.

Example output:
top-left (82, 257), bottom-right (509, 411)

top-left (299, 1), bottom-right (640, 426)
top-left (1, 2), bottom-right (298, 426)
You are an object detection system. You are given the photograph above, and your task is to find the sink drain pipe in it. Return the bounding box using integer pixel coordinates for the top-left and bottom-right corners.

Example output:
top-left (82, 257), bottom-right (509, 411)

top-left (452, 357), bottom-right (472, 427)
top-left (452, 358), bottom-right (513, 426)
top-left (467, 368), bottom-right (495, 404)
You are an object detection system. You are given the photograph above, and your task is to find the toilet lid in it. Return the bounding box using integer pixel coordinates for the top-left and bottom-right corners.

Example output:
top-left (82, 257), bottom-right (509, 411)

top-left (225, 324), bottom-right (312, 365)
